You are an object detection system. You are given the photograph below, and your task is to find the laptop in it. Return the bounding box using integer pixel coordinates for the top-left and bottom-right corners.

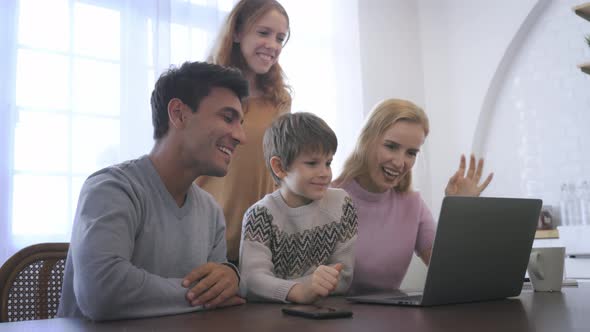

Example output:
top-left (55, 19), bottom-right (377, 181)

top-left (347, 196), bottom-right (542, 306)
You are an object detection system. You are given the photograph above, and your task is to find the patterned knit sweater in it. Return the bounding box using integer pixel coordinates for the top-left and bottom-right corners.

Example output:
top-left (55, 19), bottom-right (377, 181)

top-left (239, 188), bottom-right (358, 302)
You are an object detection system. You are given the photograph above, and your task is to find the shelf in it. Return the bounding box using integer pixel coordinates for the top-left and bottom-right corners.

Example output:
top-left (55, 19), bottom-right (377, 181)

top-left (535, 229), bottom-right (559, 239)
top-left (574, 3), bottom-right (590, 21)
top-left (580, 62), bottom-right (590, 75)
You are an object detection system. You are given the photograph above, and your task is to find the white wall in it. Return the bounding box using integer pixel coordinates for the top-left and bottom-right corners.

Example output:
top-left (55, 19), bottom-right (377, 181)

top-left (357, 0), bottom-right (541, 215)
top-left (357, 0), bottom-right (431, 202)
top-left (417, 0), bottom-right (539, 217)
top-left (482, 0), bottom-right (590, 209)
top-left (358, 0), bottom-right (425, 111)
top-left (281, 0), bottom-right (364, 176)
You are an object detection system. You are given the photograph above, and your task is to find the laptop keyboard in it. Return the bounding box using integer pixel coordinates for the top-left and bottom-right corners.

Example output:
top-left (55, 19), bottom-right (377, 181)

top-left (389, 295), bottom-right (423, 303)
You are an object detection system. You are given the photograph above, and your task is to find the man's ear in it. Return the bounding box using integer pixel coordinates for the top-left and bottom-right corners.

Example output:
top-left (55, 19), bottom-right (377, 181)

top-left (168, 98), bottom-right (186, 129)
top-left (269, 156), bottom-right (287, 180)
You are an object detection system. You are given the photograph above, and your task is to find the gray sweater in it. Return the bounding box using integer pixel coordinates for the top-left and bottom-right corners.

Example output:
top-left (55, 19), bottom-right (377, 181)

top-left (58, 156), bottom-right (229, 320)
top-left (239, 189), bottom-right (358, 302)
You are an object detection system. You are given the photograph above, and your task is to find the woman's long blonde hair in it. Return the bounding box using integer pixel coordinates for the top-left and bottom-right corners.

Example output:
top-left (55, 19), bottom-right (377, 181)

top-left (333, 99), bottom-right (430, 193)
top-left (208, 0), bottom-right (291, 108)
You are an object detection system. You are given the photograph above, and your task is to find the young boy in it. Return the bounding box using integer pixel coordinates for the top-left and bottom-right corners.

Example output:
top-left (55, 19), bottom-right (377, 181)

top-left (239, 112), bottom-right (358, 304)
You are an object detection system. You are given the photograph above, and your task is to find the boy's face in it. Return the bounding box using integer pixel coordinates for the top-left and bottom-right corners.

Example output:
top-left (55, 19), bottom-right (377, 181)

top-left (278, 150), bottom-right (333, 208)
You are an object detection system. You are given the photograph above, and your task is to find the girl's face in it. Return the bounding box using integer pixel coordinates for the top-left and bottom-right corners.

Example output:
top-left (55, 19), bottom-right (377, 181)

top-left (235, 9), bottom-right (288, 76)
top-left (357, 121), bottom-right (426, 193)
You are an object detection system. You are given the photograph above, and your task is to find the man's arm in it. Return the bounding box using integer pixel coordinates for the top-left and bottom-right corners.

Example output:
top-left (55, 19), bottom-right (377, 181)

top-left (70, 175), bottom-right (201, 320)
top-left (182, 207), bottom-right (243, 308)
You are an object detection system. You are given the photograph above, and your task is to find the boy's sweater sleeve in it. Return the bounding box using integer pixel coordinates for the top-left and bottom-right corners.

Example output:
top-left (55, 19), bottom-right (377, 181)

top-left (330, 195), bottom-right (358, 294)
top-left (239, 206), bottom-right (298, 303)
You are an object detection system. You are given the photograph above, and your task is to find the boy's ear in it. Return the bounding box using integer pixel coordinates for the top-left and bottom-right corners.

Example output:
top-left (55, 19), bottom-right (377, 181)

top-left (269, 156), bottom-right (287, 179)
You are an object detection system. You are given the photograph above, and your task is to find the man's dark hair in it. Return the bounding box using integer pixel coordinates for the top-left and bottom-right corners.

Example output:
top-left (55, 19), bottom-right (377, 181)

top-left (150, 61), bottom-right (249, 140)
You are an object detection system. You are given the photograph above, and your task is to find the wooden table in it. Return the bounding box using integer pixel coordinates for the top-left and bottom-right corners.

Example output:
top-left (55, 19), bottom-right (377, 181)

top-left (1, 287), bottom-right (589, 331)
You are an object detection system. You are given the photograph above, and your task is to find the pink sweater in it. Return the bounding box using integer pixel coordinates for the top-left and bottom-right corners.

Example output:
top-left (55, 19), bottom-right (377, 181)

top-left (342, 179), bottom-right (436, 294)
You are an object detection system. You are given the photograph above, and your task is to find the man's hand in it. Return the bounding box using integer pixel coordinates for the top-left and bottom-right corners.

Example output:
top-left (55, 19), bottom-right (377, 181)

top-left (287, 264), bottom-right (343, 304)
top-left (182, 262), bottom-right (240, 308)
top-left (445, 154), bottom-right (493, 197)
top-left (215, 295), bottom-right (246, 308)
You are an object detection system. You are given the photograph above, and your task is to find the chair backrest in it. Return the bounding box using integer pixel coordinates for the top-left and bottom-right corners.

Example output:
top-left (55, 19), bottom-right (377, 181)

top-left (0, 242), bottom-right (69, 322)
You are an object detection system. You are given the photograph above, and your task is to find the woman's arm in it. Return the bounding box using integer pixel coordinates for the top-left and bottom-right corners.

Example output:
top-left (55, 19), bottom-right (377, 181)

top-left (418, 248), bottom-right (433, 266)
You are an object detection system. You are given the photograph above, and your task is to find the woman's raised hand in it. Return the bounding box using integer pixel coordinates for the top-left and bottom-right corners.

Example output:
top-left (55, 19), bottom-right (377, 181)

top-left (445, 154), bottom-right (494, 197)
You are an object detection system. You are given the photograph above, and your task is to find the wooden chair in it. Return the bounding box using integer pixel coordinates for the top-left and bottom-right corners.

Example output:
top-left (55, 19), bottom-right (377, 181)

top-left (0, 243), bottom-right (69, 322)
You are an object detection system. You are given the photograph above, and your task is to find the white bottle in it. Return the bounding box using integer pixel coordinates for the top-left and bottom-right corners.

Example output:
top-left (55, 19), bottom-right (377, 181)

top-left (567, 182), bottom-right (581, 226)
top-left (560, 183), bottom-right (569, 226)
top-left (579, 181), bottom-right (590, 225)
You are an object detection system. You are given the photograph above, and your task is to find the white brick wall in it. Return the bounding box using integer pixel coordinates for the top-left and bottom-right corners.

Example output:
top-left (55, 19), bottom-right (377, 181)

top-left (483, 0), bottom-right (590, 210)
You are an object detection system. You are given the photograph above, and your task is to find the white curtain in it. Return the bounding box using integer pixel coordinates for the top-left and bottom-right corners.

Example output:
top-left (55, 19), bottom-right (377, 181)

top-left (0, 0), bottom-right (363, 265)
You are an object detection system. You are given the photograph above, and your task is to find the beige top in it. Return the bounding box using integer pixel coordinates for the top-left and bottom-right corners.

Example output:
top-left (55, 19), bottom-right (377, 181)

top-left (196, 97), bottom-right (289, 261)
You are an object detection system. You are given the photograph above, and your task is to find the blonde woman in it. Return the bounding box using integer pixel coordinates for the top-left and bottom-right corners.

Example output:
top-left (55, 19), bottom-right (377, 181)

top-left (333, 99), bottom-right (493, 294)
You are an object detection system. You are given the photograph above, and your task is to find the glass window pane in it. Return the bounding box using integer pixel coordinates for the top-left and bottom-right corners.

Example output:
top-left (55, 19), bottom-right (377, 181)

top-left (191, 27), bottom-right (209, 61)
top-left (171, 24), bottom-right (189, 66)
top-left (147, 18), bottom-right (154, 66)
top-left (72, 116), bottom-right (120, 174)
top-left (12, 175), bottom-right (69, 235)
top-left (74, 3), bottom-right (120, 60)
top-left (73, 59), bottom-right (120, 117)
top-left (218, 0), bottom-right (235, 12)
top-left (14, 111), bottom-right (69, 172)
top-left (16, 49), bottom-right (70, 109)
top-left (18, 0), bottom-right (70, 52)
top-left (148, 69), bottom-right (155, 95)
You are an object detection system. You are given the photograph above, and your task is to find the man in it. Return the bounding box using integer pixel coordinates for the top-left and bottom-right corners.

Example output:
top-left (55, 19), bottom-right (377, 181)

top-left (58, 62), bottom-right (249, 321)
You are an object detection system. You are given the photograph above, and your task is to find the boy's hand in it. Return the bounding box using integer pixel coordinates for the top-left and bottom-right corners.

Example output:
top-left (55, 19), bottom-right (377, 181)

top-left (287, 264), bottom-right (343, 303)
top-left (182, 262), bottom-right (239, 308)
top-left (311, 264), bottom-right (343, 297)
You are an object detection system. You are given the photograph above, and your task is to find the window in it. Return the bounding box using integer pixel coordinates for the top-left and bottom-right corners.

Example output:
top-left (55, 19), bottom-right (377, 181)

top-left (0, 0), bottom-right (363, 264)
top-left (1, 0), bottom-right (236, 260)
top-left (13, 1), bottom-right (122, 242)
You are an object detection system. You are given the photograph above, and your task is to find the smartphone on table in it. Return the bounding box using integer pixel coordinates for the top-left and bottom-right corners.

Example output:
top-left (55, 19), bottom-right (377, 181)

top-left (282, 305), bottom-right (353, 319)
